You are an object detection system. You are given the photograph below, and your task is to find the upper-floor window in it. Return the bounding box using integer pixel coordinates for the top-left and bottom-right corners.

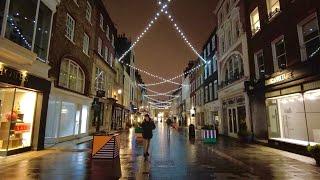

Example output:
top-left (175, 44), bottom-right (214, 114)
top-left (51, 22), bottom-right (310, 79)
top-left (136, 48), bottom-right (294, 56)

top-left (213, 57), bottom-right (217, 72)
top-left (2, 1), bottom-right (53, 61)
top-left (272, 36), bottom-right (287, 71)
top-left (298, 14), bottom-right (320, 61)
top-left (59, 59), bottom-right (85, 93)
top-left (106, 25), bottom-right (110, 39)
top-left (86, 2), bottom-right (92, 23)
top-left (209, 83), bottom-right (213, 101)
top-left (204, 64), bottom-right (208, 79)
top-left (66, 13), bottom-right (75, 42)
top-left (204, 49), bottom-right (207, 58)
top-left (207, 43), bottom-right (211, 55)
top-left (109, 53), bottom-right (114, 67)
top-left (205, 86), bottom-right (208, 103)
top-left (104, 46), bottom-right (109, 61)
top-left (83, 33), bottom-right (89, 55)
top-left (34, 2), bottom-right (53, 61)
top-left (212, 36), bottom-right (216, 51)
top-left (223, 54), bottom-right (244, 84)
top-left (250, 7), bottom-right (260, 35)
top-left (214, 80), bottom-right (218, 99)
top-left (98, 38), bottom-right (103, 56)
top-left (254, 50), bottom-right (265, 79)
top-left (266, 0), bottom-right (280, 19)
top-left (111, 34), bottom-right (115, 47)
top-left (100, 13), bottom-right (104, 30)
top-left (208, 61), bottom-right (212, 76)
top-left (95, 67), bottom-right (105, 91)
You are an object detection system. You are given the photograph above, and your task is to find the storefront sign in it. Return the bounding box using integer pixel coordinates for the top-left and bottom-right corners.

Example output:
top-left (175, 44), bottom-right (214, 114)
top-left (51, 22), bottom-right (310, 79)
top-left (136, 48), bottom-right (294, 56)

top-left (0, 66), bottom-right (28, 85)
top-left (265, 73), bottom-right (292, 86)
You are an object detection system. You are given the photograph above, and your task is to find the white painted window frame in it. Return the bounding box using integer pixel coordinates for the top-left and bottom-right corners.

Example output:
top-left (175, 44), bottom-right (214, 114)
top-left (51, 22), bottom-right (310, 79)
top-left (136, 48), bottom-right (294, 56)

top-left (83, 32), bottom-right (89, 55)
top-left (271, 35), bottom-right (286, 72)
top-left (66, 13), bottom-right (75, 42)
top-left (85, 1), bottom-right (92, 23)
top-left (297, 12), bottom-right (319, 61)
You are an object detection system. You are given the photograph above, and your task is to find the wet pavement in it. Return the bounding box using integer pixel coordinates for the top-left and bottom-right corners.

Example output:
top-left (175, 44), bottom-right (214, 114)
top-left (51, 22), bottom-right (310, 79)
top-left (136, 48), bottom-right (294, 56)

top-left (1, 122), bottom-right (320, 179)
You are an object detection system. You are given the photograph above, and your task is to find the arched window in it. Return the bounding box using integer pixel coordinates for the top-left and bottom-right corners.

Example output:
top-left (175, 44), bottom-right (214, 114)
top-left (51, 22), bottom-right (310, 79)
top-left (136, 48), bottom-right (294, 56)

top-left (59, 59), bottom-right (85, 93)
top-left (224, 54), bottom-right (244, 83)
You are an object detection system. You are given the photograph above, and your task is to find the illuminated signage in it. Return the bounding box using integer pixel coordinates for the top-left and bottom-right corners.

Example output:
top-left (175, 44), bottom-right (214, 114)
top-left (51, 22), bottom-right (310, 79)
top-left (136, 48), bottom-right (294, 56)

top-left (265, 73), bottom-right (292, 85)
top-left (0, 65), bottom-right (28, 86)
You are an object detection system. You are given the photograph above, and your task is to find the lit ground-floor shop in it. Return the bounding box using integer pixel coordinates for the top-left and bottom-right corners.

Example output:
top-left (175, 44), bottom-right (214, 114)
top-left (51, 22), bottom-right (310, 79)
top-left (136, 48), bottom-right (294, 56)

top-left (0, 65), bottom-right (51, 156)
top-left (265, 80), bottom-right (320, 147)
top-left (45, 86), bottom-right (92, 145)
top-left (204, 101), bottom-right (220, 126)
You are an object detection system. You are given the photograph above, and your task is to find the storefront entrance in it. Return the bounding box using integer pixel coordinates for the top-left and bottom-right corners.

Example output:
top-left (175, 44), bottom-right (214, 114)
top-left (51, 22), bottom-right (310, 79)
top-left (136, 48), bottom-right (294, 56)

top-left (228, 107), bottom-right (238, 136)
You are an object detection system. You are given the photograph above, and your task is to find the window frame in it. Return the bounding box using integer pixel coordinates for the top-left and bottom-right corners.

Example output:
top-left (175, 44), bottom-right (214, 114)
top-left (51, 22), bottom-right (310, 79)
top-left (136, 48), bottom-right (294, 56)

top-left (214, 80), bottom-right (218, 99)
top-left (99, 13), bottom-right (104, 30)
top-left (271, 35), bottom-right (287, 71)
top-left (83, 32), bottom-right (89, 55)
top-left (266, 0), bottom-right (281, 20)
top-left (254, 50), bottom-right (265, 79)
top-left (85, 1), bottom-right (92, 23)
top-left (98, 37), bottom-right (103, 56)
top-left (66, 13), bottom-right (75, 42)
top-left (104, 46), bottom-right (108, 61)
top-left (95, 67), bottom-right (105, 91)
top-left (250, 7), bottom-right (261, 35)
top-left (59, 59), bottom-right (85, 93)
top-left (209, 83), bottom-right (213, 101)
top-left (297, 13), bottom-right (320, 61)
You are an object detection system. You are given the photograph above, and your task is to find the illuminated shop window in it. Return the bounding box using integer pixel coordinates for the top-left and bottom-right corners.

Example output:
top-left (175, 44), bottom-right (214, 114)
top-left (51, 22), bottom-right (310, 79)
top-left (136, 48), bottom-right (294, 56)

top-left (0, 87), bottom-right (37, 152)
top-left (266, 90), bottom-right (320, 146)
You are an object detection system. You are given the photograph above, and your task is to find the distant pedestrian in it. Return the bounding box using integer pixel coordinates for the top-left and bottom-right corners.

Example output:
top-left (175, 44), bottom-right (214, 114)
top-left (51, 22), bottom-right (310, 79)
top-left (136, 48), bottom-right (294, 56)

top-left (141, 114), bottom-right (156, 159)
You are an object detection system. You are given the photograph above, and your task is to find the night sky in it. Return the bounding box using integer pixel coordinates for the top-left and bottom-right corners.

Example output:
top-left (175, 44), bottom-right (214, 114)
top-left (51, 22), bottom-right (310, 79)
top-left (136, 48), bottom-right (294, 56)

top-left (105, 0), bottom-right (217, 95)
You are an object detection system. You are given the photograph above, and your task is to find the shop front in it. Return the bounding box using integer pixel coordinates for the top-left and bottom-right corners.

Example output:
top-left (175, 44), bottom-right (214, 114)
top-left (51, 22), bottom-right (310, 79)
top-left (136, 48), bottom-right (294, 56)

top-left (0, 65), bottom-right (50, 156)
top-left (45, 86), bottom-right (91, 144)
top-left (221, 95), bottom-right (249, 138)
top-left (204, 101), bottom-right (220, 126)
top-left (266, 81), bottom-right (320, 147)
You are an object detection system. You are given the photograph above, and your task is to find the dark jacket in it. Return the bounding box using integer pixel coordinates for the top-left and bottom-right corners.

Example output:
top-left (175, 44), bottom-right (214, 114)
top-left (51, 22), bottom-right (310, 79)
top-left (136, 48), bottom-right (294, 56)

top-left (141, 120), bottom-right (156, 139)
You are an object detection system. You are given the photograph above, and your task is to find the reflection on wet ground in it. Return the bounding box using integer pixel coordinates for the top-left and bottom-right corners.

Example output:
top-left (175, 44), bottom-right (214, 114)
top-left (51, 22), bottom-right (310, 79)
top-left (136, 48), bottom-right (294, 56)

top-left (1, 122), bottom-right (320, 179)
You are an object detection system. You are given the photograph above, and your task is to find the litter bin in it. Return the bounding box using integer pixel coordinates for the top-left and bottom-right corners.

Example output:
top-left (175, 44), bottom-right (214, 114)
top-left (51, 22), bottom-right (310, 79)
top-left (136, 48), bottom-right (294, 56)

top-left (189, 124), bottom-right (195, 139)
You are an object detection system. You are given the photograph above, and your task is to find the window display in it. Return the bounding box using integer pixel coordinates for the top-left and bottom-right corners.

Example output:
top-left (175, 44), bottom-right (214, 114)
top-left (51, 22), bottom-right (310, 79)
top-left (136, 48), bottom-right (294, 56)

top-left (266, 90), bottom-right (320, 145)
top-left (0, 87), bottom-right (37, 152)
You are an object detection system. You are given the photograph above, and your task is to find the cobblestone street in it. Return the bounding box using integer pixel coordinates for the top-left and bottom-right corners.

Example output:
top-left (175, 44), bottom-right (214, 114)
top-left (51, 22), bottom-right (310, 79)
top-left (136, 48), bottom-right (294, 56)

top-left (1, 123), bottom-right (320, 179)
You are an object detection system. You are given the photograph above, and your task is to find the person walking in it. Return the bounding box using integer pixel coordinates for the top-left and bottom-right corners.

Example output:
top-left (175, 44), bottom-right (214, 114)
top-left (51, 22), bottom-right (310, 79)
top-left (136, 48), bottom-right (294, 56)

top-left (141, 114), bottom-right (156, 159)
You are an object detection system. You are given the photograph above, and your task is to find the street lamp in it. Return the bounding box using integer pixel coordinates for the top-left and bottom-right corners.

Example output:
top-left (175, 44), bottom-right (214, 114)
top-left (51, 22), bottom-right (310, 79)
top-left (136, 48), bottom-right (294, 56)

top-left (117, 89), bottom-right (122, 95)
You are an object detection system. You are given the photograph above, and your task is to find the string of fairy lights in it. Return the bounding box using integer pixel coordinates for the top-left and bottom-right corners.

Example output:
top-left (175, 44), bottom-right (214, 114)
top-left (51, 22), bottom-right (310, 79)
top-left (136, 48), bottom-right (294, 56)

top-left (115, 0), bottom-right (206, 109)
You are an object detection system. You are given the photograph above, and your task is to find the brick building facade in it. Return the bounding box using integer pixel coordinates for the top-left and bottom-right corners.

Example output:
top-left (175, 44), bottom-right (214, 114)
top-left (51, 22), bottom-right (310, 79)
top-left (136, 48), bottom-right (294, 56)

top-left (245, 0), bottom-right (320, 154)
top-left (45, 0), bottom-right (118, 143)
